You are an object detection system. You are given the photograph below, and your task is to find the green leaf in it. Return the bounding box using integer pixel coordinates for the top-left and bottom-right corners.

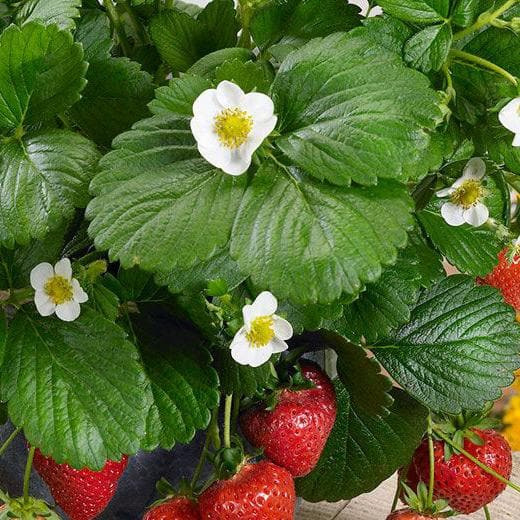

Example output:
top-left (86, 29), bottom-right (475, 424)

top-left (0, 22), bottom-right (86, 133)
top-left (16, 0), bottom-right (81, 30)
top-left (74, 10), bottom-right (112, 63)
top-left (375, 0), bottom-right (449, 23)
top-left (418, 198), bottom-right (502, 277)
top-left (68, 58), bottom-right (155, 148)
top-left (296, 385), bottom-right (428, 502)
top-left (452, 0), bottom-right (490, 27)
top-left (88, 281), bottom-right (120, 321)
top-left (1, 308), bottom-right (151, 469)
top-left (339, 244), bottom-right (423, 345)
top-left (230, 162), bottom-right (414, 304)
top-left (87, 117), bottom-right (246, 272)
top-left (187, 48), bottom-right (253, 78)
top-left (215, 60), bottom-right (273, 94)
top-left (277, 300), bottom-right (343, 335)
top-left (150, 0), bottom-right (238, 72)
top-left (250, 0), bottom-right (361, 50)
top-left (149, 75), bottom-right (212, 117)
top-left (0, 130), bottom-right (100, 247)
top-left (376, 276), bottom-right (520, 414)
top-left (156, 248), bottom-right (246, 294)
top-left (213, 347), bottom-right (274, 397)
top-left (361, 15), bottom-right (413, 55)
top-left (406, 229), bottom-right (444, 287)
top-left (404, 23), bottom-right (452, 73)
top-left (272, 30), bottom-right (442, 186)
top-left (134, 311), bottom-right (219, 450)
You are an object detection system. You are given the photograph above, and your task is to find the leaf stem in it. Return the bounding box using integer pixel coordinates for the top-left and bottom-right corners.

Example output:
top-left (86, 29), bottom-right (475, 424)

top-left (223, 394), bottom-right (233, 449)
top-left (237, 0), bottom-right (252, 48)
top-left (103, 0), bottom-right (132, 57)
top-left (23, 446), bottom-right (35, 504)
top-left (484, 505), bottom-right (492, 520)
top-left (390, 477), bottom-right (402, 512)
top-left (191, 431), bottom-right (212, 488)
top-left (427, 416), bottom-right (435, 506)
top-left (433, 427), bottom-right (520, 494)
top-left (449, 49), bottom-right (518, 86)
top-left (453, 0), bottom-right (520, 41)
top-left (0, 427), bottom-right (22, 457)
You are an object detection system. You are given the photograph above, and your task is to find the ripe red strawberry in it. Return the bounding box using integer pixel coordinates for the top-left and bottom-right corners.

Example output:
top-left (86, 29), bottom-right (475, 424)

top-left (405, 429), bottom-right (512, 514)
top-left (240, 361), bottom-right (337, 476)
top-left (198, 460), bottom-right (295, 519)
top-left (143, 496), bottom-right (200, 520)
top-left (33, 449), bottom-right (128, 520)
top-left (386, 509), bottom-right (438, 519)
top-left (479, 248), bottom-right (520, 312)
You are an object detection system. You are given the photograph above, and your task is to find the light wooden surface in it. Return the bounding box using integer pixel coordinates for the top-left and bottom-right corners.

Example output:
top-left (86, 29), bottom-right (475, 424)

top-left (298, 454), bottom-right (520, 519)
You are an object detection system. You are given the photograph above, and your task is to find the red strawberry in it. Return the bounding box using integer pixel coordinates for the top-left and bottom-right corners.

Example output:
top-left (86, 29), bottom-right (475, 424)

top-left (240, 362), bottom-right (337, 476)
top-left (405, 429), bottom-right (512, 514)
top-left (33, 449), bottom-right (128, 520)
top-left (386, 509), bottom-right (437, 519)
top-left (143, 496), bottom-right (200, 520)
top-left (198, 460), bottom-right (295, 520)
top-left (479, 248), bottom-right (520, 312)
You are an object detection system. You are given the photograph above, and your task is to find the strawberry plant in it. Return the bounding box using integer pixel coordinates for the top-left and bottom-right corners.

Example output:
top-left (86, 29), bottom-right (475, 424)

top-left (1, 0), bottom-right (520, 518)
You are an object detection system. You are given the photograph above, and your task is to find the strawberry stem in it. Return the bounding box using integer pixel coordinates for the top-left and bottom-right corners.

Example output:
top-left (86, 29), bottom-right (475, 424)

top-left (390, 478), bottom-right (401, 512)
top-left (427, 416), bottom-right (435, 506)
top-left (433, 428), bottom-right (520, 495)
top-left (23, 446), bottom-right (35, 504)
top-left (484, 505), bottom-right (492, 520)
top-left (0, 427), bottom-right (21, 457)
top-left (191, 410), bottom-right (218, 488)
top-left (224, 394), bottom-right (233, 449)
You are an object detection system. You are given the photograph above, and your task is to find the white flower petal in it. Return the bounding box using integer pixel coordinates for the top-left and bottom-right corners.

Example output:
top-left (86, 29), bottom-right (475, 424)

top-left (248, 345), bottom-right (274, 367)
top-left (270, 337), bottom-right (289, 354)
top-left (463, 157), bottom-right (486, 180)
top-left (190, 118), bottom-right (220, 150)
top-left (192, 89), bottom-right (221, 119)
top-left (499, 98), bottom-right (520, 134)
top-left (273, 316), bottom-right (293, 341)
top-left (224, 149), bottom-right (252, 176)
top-left (34, 291), bottom-right (56, 317)
top-left (54, 258), bottom-right (72, 280)
top-left (441, 202), bottom-right (466, 226)
top-left (245, 116), bottom-right (278, 155)
top-left (216, 81), bottom-right (245, 108)
top-left (513, 134), bottom-right (520, 147)
top-left (230, 330), bottom-right (272, 367)
top-left (30, 263), bottom-right (54, 290)
top-left (451, 177), bottom-right (465, 188)
top-left (436, 187), bottom-right (454, 198)
top-left (251, 291), bottom-right (278, 318)
top-left (55, 301), bottom-right (81, 322)
top-left (242, 306), bottom-right (254, 326)
top-left (241, 92), bottom-right (275, 122)
top-left (197, 144), bottom-right (230, 171)
top-left (463, 203), bottom-right (489, 227)
top-left (72, 279), bottom-right (89, 303)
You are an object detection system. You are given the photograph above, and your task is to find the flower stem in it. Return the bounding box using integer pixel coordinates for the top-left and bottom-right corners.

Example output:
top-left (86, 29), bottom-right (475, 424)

top-left (0, 427), bottom-right (22, 457)
top-left (453, 0), bottom-right (520, 41)
top-left (433, 427), bottom-right (520, 494)
top-left (103, 0), bottom-right (132, 56)
top-left (118, 0), bottom-right (148, 45)
top-left (191, 431), bottom-right (211, 488)
top-left (390, 477), bottom-right (402, 512)
top-left (449, 49), bottom-right (518, 86)
top-left (23, 446), bottom-right (35, 504)
top-left (223, 394), bottom-right (233, 449)
top-left (484, 505), bottom-right (492, 520)
top-left (427, 416), bottom-right (435, 506)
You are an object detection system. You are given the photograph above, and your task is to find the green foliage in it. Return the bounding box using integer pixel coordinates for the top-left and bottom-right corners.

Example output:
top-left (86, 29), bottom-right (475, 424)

top-left (376, 276), bottom-right (520, 414)
top-left (404, 23), bottom-right (452, 73)
top-left (375, 0), bottom-right (450, 23)
top-left (16, 0), bottom-right (81, 30)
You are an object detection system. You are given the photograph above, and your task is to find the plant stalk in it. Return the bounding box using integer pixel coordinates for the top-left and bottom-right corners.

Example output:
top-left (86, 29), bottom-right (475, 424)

top-left (484, 505), bottom-right (492, 520)
top-left (223, 394), bottom-right (233, 449)
top-left (103, 0), bottom-right (132, 56)
top-left (118, 0), bottom-right (148, 45)
top-left (427, 416), bottom-right (435, 506)
top-left (0, 427), bottom-right (22, 457)
top-left (23, 446), bottom-right (35, 504)
top-left (453, 0), bottom-right (520, 41)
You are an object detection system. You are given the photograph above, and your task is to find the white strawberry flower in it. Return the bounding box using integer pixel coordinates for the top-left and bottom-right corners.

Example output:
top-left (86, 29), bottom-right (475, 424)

top-left (230, 291), bottom-right (293, 368)
top-left (436, 157), bottom-right (489, 227)
top-left (499, 97), bottom-right (520, 147)
top-left (30, 259), bottom-right (88, 322)
top-left (511, 236), bottom-right (520, 265)
top-left (190, 81), bottom-right (277, 176)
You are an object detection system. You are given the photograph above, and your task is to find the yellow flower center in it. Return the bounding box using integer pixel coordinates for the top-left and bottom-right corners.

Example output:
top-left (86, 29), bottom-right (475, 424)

top-left (44, 275), bottom-right (73, 305)
top-left (246, 316), bottom-right (275, 348)
top-left (450, 179), bottom-right (484, 209)
top-left (214, 108), bottom-right (253, 149)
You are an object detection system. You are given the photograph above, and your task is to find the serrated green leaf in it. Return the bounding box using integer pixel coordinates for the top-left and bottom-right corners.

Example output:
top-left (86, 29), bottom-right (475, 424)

top-left (156, 247), bottom-right (246, 294)
top-left (0, 130), bottom-right (100, 247)
top-left (375, 0), bottom-right (449, 23)
top-left (339, 244), bottom-right (423, 345)
top-left (230, 162), bottom-right (414, 304)
top-left (1, 308), bottom-right (151, 469)
top-left (277, 300), bottom-right (343, 335)
top-left (149, 75), bottom-right (212, 117)
top-left (0, 22), bottom-right (86, 133)
top-left (250, 0), bottom-right (361, 50)
top-left (418, 198), bottom-right (502, 277)
top-left (69, 57), bottom-right (155, 148)
top-left (134, 311), bottom-right (219, 450)
top-left (272, 29), bottom-right (442, 186)
top-left (215, 60), bottom-right (273, 94)
top-left (404, 23), bottom-right (452, 73)
top-left (376, 276), bottom-right (520, 414)
top-left (87, 118), bottom-right (246, 271)
top-left (361, 15), bottom-right (413, 55)
top-left (88, 281), bottom-right (120, 321)
top-left (187, 47), bottom-right (253, 78)
top-left (452, 0), bottom-right (491, 27)
top-left (74, 10), bottom-right (112, 63)
top-left (213, 347), bottom-right (274, 397)
top-left (406, 229), bottom-right (444, 287)
top-left (296, 384), bottom-right (428, 502)
top-left (150, 0), bottom-right (238, 72)
top-left (16, 0), bottom-right (81, 30)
